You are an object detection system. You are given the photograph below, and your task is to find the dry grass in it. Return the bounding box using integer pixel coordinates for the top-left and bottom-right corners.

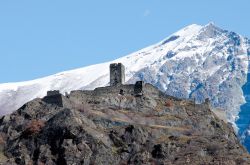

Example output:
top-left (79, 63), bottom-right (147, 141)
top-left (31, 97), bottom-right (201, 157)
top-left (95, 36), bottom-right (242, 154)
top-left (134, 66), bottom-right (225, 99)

top-left (117, 109), bottom-right (131, 114)
top-left (180, 100), bottom-right (189, 106)
top-left (156, 135), bottom-right (194, 143)
top-left (90, 110), bottom-right (106, 116)
top-left (178, 135), bottom-right (194, 143)
top-left (112, 117), bottom-right (129, 123)
top-left (148, 124), bottom-right (190, 131)
top-left (157, 114), bottom-right (184, 120)
top-left (154, 103), bottom-right (164, 112)
top-left (90, 108), bottom-right (190, 133)
top-left (0, 151), bottom-right (7, 163)
top-left (156, 135), bottom-right (170, 143)
top-left (0, 133), bottom-right (7, 163)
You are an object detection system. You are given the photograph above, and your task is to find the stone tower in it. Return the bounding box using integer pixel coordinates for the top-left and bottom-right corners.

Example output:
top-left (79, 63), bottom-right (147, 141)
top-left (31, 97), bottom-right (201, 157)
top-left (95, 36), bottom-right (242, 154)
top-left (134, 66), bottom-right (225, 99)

top-left (110, 63), bottom-right (125, 86)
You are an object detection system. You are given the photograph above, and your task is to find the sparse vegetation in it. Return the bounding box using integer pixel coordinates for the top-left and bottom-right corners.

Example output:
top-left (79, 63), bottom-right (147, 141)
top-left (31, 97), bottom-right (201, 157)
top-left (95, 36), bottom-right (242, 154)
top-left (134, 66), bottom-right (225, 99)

top-left (165, 99), bottom-right (173, 107)
top-left (111, 147), bottom-right (119, 155)
top-left (0, 152), bottom-right (7, 163)
top-left (0, 133), bottom-right (7, 163)
top-left (156, 135), bottom-right (194, 143)
top-left (23, 119), bottom-right (45, 136)
top-left (206, 144), bottom-right (221, 156)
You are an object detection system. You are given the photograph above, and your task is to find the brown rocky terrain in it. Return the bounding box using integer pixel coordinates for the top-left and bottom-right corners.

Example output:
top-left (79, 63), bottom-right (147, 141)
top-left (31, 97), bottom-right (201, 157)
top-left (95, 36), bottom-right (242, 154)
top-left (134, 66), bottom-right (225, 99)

top-left (0, 83), bottom-right (249, 165)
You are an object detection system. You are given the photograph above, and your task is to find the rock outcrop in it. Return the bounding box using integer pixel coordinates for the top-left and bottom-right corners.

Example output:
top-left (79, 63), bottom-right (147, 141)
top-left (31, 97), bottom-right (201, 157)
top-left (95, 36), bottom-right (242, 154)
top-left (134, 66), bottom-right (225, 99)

top-left (0, 83), bottom-right (249, 165)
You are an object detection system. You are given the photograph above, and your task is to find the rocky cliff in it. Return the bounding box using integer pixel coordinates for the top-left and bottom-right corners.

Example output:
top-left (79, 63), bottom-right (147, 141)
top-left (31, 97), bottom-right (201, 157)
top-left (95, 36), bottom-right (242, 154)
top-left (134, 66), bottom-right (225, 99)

top-left (0, 83), bottom-right (249, 165)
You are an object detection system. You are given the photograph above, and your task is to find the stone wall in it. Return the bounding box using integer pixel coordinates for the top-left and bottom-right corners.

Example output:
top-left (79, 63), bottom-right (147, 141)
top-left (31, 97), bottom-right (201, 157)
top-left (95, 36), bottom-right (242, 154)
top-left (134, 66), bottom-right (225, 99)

top-left (42, 94), bottom-right (63, 107)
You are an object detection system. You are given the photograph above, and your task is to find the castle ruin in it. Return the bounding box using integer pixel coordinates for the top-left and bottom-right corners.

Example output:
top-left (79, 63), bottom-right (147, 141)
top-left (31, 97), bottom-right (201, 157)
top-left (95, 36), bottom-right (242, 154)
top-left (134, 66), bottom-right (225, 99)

top-left (110, 63), bottom-right (125, 86)
top-left (109, 63), bottom-right (144, 96)
top-left (42, 90), bottom-right (63, 107)
top-left (44, 63), bottom-right (147, 108)
top-left (47, 90), bottom-right (60, 96)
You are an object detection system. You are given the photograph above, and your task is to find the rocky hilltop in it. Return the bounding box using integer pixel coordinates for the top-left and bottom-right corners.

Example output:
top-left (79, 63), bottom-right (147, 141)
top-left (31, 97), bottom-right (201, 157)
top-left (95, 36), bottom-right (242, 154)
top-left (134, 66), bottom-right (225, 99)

top-left (1, 23), bottom-right (250, 151)
top-left (0, 82), bottom-right (249, 165)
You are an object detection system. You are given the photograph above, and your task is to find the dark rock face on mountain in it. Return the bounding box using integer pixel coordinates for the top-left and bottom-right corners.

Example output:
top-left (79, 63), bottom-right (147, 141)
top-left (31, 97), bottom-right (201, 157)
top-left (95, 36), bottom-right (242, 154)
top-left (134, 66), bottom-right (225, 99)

top-left (0, 84), bottom-right (249, 165)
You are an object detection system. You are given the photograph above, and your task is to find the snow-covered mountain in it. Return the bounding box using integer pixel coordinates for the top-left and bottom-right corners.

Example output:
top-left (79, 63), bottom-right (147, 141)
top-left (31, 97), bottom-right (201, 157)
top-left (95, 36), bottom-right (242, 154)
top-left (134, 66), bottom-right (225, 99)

top-left (1, 23), bottom-right (250, 148)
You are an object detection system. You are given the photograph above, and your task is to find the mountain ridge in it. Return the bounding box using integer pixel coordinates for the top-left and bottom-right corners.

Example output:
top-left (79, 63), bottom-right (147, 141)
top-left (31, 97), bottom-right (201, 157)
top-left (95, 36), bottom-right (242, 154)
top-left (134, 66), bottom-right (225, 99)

top-left (0, 23), bottom-right (250, 149)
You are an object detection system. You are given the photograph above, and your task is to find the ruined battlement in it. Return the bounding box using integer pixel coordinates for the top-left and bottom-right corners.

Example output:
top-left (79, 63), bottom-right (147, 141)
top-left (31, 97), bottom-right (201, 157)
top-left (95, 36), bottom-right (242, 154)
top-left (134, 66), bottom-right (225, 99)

top-left (47, 90), bottom-right (60, 96)
top-left (43, 63), bottom-right (162, 108)
top-left (43, 90), bottom-right (63, 107)
top-left (134, 81), bottom-right (145, 96)
top-left (110, 63), bottom-right (125, 86)
top-left (66, 63), bottom-right (162, 107)
top-left (41, 62), bottom-right (213, 119)
top-left (68, 82), bottom-right (162, 104)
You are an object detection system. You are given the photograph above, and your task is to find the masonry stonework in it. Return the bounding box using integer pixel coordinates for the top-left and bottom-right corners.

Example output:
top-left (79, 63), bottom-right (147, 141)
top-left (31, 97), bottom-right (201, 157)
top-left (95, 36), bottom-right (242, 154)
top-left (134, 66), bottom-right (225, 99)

top-left (43, 90), bottom-right (63, 107)
top-left (134, 81), bottom-right (145, 96)
top-left (110, 63), bottom-right (125, 86)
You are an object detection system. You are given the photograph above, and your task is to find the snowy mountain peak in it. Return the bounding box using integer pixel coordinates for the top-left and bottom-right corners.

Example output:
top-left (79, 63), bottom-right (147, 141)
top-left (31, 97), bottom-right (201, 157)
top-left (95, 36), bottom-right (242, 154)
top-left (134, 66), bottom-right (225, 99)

top-left (0, 23), bottom-right (249, 128)
top-left (199, 22), bottom-right (225, 38)
top-left (204, 22), bottom-right (217, 28)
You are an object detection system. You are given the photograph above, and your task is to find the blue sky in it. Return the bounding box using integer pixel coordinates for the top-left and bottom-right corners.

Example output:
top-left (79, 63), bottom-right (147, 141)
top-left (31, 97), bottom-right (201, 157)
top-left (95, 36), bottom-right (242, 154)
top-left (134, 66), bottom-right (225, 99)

top-left (0, 0), bottom-right (249, 83)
